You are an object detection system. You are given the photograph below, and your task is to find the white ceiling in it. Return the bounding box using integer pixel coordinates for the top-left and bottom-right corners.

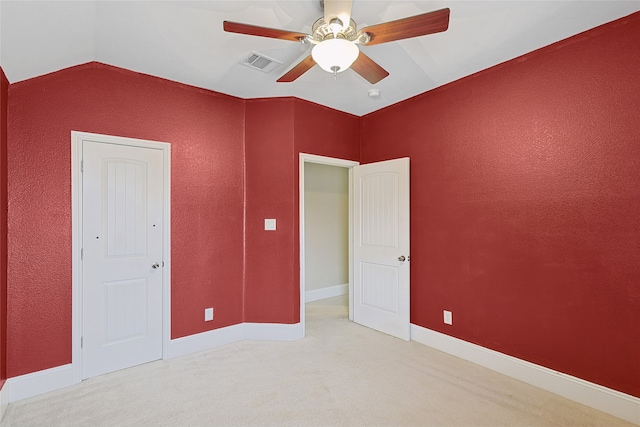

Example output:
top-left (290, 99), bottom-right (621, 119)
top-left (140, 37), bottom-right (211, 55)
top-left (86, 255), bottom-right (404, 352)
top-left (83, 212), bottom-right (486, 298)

top-left (1, 1), bottom-right (639, 116)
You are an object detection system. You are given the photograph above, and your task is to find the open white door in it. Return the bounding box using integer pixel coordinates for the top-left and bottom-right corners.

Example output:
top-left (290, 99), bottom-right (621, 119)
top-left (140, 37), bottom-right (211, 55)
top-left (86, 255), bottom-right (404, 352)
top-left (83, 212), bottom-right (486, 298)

top-left (353, 157), bottom-right (410, 340)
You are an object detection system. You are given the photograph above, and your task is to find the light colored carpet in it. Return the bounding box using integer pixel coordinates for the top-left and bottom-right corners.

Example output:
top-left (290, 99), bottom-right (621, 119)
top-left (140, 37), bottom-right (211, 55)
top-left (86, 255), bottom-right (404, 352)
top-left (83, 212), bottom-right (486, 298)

top-left (1, 295), bottom-right (633, 426)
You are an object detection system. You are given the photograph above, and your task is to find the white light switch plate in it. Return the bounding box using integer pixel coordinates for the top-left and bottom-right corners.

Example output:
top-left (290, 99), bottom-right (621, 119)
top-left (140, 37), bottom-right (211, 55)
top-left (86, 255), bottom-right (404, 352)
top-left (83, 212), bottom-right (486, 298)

top-left (205, 308), bottom-right (214, 321)
top-left (264, 219), bottom-right (276, 231)
top-left (443, 310), bottom-right (453, 325)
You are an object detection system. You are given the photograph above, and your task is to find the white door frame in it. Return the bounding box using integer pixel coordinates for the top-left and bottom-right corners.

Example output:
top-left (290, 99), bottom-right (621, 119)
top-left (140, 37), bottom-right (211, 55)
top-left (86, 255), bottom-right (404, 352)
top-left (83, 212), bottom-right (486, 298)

top-left (299, 153), bottom-right (359, 336)
top-left (71, 131), bottom-right (171, 383)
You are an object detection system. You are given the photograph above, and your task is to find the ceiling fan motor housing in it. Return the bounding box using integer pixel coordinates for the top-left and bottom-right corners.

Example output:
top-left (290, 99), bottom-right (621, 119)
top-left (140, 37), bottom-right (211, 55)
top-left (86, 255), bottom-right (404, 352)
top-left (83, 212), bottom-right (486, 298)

top-left (311, 17), bottom-right (359, 42)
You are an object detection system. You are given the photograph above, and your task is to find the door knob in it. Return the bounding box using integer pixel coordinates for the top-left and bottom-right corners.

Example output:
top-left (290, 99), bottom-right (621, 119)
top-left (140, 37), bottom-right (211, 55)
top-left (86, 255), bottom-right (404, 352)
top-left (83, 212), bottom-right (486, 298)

top-left (152, 262), bottom-right (160, 269)
top-left (398, 256), bottom-right (406, 262)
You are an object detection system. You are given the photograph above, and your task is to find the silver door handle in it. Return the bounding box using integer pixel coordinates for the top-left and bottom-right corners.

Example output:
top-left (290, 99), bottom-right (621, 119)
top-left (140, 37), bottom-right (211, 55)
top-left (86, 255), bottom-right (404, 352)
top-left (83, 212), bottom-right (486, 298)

top-left (152, 262), bottom-right (160, 269)
top-left (398, 256), bottom-right (406, 262)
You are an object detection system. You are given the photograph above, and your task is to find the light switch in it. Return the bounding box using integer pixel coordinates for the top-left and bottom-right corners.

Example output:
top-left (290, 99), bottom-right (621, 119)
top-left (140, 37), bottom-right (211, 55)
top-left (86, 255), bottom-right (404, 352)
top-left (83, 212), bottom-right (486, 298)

top-left (264, 219), bottom-right (276, 231)
top-left (443, 310), bottom-right (453, 325)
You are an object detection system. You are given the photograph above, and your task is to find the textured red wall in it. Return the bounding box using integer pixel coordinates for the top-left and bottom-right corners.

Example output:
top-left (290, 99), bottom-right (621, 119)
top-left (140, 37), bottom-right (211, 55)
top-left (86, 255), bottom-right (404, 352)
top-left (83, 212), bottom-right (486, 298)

top-left (7, 63), bottom-right (245, 376)
top-left (361, 13), bottom-right (640, 397)
top-left (0, 66), bottom-right (8, 386)
top-left (6, 64), bottom-right (360, 377)
top-left (293, 99), bottom-right (361, 161)
top-left (243, 98), bottom-right (360, 323)
top-left (244, 99), bottom-right (297, 323)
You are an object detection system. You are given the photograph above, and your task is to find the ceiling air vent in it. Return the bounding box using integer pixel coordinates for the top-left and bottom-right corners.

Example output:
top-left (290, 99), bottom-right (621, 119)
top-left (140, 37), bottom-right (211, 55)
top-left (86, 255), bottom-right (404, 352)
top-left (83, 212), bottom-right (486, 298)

top-left (241, 52), bottom-right (282, 73)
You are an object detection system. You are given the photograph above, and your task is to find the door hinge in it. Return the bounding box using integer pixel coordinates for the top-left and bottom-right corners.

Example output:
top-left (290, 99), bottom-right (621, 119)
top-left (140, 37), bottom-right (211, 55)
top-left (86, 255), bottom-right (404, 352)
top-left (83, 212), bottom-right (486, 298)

top-left (81, 248), bottom-right (83, 260)
top-left (81, 160), bottom-right (84, 173)
top-left (81, 337), bottom-right (83, 348)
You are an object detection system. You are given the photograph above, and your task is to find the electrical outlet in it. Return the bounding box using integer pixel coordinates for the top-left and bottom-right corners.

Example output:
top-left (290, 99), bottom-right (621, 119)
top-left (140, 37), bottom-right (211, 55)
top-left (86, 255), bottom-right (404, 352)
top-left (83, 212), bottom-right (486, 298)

top-left (205, 307), bottom-right (214, 321)
top-left (443, 310), bottom-right (453, 325)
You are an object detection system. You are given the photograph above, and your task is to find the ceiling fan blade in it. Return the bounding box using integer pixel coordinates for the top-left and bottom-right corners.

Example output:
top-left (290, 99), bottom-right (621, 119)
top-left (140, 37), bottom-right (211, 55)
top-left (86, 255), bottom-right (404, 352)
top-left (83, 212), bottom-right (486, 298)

top-left (358, 8), bottom-right (450, 46)
top-left (223, 21), bottom-right (308, 42)
top-left (323, 0), bottom-right (354, 29)
top-left (350, 52), bottom-right (389, 84)
top-left (277, 56), bottom-right (316, 83)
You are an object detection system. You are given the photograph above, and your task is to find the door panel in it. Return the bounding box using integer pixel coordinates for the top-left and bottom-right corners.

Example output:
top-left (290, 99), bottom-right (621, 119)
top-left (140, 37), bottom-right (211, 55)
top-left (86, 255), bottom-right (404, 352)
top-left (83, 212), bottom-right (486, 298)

top-left (82, 140), bottom-right (164, 379)
top-left (361, 262), bottom-right (399, 314)
top-left (353, 158), bottom-right (410, 340)
top-left (104, 278), bottom-right (148, 344)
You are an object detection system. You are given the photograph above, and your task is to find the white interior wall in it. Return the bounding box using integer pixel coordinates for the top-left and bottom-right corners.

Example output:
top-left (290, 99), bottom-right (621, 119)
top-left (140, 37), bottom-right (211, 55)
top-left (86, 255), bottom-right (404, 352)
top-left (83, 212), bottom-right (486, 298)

top-left (304, 163), bottom-right (349, 300)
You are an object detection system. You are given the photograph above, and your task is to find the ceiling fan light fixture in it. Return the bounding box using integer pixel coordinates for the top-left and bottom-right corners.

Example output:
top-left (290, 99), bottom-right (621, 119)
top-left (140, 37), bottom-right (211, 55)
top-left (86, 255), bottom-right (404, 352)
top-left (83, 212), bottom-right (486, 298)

top-left (312, 39), bottom-right (359, 75)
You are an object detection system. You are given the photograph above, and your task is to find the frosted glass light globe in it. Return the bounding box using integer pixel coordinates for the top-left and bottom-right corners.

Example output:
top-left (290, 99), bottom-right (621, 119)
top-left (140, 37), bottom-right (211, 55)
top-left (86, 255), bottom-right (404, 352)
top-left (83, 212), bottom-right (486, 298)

top-left (312, 39), bottom-right (359, 74)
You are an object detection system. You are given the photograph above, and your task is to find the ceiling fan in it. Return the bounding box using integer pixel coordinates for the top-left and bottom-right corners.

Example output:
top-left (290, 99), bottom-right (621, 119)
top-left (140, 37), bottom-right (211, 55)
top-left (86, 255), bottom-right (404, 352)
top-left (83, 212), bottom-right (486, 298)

top-left (223, 0), bottom-right (450, 84)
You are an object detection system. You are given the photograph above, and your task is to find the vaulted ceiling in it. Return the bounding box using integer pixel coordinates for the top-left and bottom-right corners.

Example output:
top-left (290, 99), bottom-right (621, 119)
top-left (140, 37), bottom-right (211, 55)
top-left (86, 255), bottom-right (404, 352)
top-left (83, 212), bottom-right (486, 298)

top-left (1, 1), bottom-right (639, 116)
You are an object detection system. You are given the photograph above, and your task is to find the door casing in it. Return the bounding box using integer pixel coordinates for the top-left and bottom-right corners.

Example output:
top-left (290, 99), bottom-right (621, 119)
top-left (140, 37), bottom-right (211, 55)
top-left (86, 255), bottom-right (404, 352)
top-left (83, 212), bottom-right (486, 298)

top-left (71, 131), bottom-right (171, 382)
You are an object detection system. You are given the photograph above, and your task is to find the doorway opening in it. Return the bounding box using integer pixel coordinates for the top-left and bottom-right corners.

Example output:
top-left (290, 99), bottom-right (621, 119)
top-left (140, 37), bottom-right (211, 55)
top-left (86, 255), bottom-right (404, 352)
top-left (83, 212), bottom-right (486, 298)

top-left (299, 154), bottom-right (359, 336)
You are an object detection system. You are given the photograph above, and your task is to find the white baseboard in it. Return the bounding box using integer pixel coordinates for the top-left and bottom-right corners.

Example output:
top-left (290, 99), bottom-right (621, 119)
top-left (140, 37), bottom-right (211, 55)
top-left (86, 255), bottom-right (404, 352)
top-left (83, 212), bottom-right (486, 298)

top-left (6, 322), bottom-right (303, 404)
top-left (410, 324), bottom-right (640, 426)
top-left (0, 381), bottom-right (8, 421)
top-left (244, 322), bottom-right (303, 341)
top-left (165, 323), bottom-right (245, 360)
top-left (305, 283), bottom-right (348, 303)
top-left (165, 322), bottom-right (303, 359)
top-left (7, 364), bottom-right (77, 403)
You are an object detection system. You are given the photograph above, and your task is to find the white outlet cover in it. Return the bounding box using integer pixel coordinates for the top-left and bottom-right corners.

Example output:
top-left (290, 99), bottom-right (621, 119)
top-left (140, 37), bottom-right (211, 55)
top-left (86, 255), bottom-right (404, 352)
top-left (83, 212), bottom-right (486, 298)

top-left (443, 310), bottom-right (453, 325)
top-left (264, 219), bottom-right (276, 231)
top-left (205, 307), bottom-right (214, 321)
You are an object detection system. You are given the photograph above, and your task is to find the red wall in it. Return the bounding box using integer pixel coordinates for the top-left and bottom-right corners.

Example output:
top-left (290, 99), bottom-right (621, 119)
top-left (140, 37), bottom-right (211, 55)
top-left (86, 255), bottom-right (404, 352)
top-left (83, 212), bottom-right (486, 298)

top-left (361, 12), bottom-right (640, 397)
top-left (0, 66), bottom-right (8, 387)
top-left (7, 63), bottom-right (246, 376)
top-left (6, 65), bottom-right (361, 377)
top-left (293, 99), bottom-right (361, 160)
top-left (244, 99), bottom-right (297, 323)
top-left (243, 98), bottom-right (360, 322)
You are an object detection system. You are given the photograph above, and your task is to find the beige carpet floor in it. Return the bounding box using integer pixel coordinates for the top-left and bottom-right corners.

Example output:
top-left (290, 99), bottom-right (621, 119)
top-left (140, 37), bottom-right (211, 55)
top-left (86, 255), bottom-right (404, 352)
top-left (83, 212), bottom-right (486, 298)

top-left (1, 295), bottom-right (634, 426)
